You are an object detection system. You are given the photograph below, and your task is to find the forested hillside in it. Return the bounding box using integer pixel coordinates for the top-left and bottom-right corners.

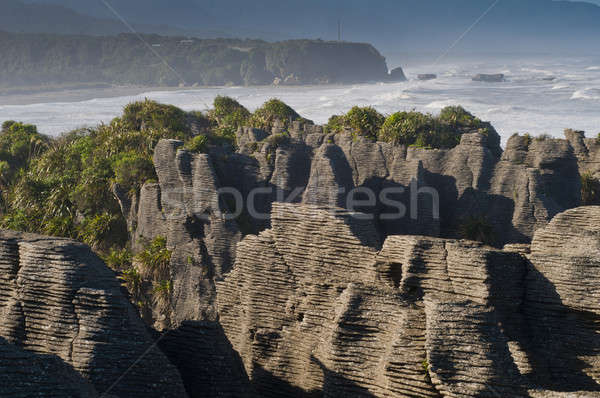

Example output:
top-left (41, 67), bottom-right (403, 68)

top-left (0, 33), bottom-right (390, 87)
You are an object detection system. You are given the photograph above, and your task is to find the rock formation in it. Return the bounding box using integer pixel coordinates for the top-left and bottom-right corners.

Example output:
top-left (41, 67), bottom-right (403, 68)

top-left (472, 73), bottom-right (505, 82)
top-left (0, 336), bottom-right (98, 397)
top-left (216, 202), bottom-right (600, 397)
top-left (523, 206), bottom-right (600, 392)
top-left (0, 33), bottom-right (393, 87)
top-left (388, 66), bottom-right (407, 81)
top-left (122, 120), bottom-right (585, 327)
top-left (417, 74), bottom-right (437, 80)
top-left (565, 128), bottom-right (600, 177)
top-left (0, 230), bottom-right (188, 397)
top-left (2, 124), bottom-right (600, 396)
top-left (114, 139), bottom-right (241, 329)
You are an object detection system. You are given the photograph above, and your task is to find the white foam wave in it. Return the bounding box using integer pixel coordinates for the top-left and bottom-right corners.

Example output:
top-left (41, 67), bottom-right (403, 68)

top-left (424, 99), bottom-right (461, 109)
top-left (586, 66), bottom-right (600, 71)
top-left (571, 88), bottom-right (600, 100)
top-left (373, 91), bottom-right (413, 101)
top-left (521, 67), bottom-right (554, 75)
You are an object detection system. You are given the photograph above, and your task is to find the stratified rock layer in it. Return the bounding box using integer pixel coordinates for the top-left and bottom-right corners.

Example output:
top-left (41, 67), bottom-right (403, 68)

top-left (0, 336), bottom-right (98, 397)
top-left (216, 203), bottom-right (519, 396)
top-left (217, 203), bottom-right (600, 397)
top-left (126, 126), bottom-right (583, 327)
top-left (524, 206), bottom-right (600, 391)
top-left (0, 231), bottom-right (187, 398)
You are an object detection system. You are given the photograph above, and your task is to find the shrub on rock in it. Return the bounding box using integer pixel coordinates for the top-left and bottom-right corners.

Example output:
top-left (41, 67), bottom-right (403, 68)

top-left (326, 106), bottom-right (385, 141)
top-left (249, 98), bottom-right (309, 129)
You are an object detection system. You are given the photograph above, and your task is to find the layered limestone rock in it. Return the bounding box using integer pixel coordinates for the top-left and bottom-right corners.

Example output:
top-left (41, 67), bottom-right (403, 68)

top-left (565, 129), bottom-right (600, 177)
top-left (114, 139), bottom-right (241, 328)
top-left (122, 123), bottom-right (583, 328)
top-left (227, 124), bottom-right (580, 246)
top-left (217, 203), bottom-right (600, 396)
top-left (524, 206), bottom-right (600, 392)
top-left (0, 230), bottom-right (188, 398)
top-left (158, 321), bottom-right (254, 398)
top-left (0, 336), bottom-right (98, 397)
top-left (217, 202), bottom-right (533, 397)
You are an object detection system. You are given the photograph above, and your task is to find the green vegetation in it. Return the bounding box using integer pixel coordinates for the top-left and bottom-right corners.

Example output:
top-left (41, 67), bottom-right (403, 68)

top-left (438, 106), bottom-right (484, 131)
top-left (211, 96), bottom-right (251, 128)
top-left (0, 100), bottom-right (492, 254)
top-left (326, 106), bottom-right (385, 140)
top-left (184, 135), bottom-right (209, 153)
top-left (581, 172), bottom-right (600, 205)
top-left (379, 111), bottom-right (437, 147)
top-left (103, 247), bottom-right (133, 271)
top-left (78, 213), bottom-right (126, 251)
top-left (379, 106), bottom-right (485, 148)
top-left (152, 280), bottom-right (173, 312)
top-left (0, 33), bottom-right (387, 88)
top-left (120, 267), bottom-right (143, 299)
top-left (0, 121), bottom-right (49, 188)
top-left (113, 152), bottom-right (156, 194)
top-left (135, 236), bottom-right (172, 281)
top-left (121, 100), bottom-right (190, 133)
top-left (206, 96), bottom-right (251, 145)
top-left (459, 216), bottom-right (495, 246)
top-left (266, 132), bottom-right (290, 148)
top-left (0, 100), bottom-right (492, 253)
top-left (249, 98), bottom-right (310, 130)
top-left (0, 100), bottom-right (197, 253)
top-left (326, 106), bottom-right (486, 149)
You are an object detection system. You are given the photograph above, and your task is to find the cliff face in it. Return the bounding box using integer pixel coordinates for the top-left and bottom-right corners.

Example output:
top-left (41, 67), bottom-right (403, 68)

top-left (524, 206), bottom-right (600, 390)
top-left (0, 231), bottom-right (188, 397)
top-left (263, 40), bottom-right (390, 85)
top-left (216, 203), bottom-right (600, 397)
top-left (114, 139), bottom-right (241, 329)
top-left (120, 123), bottom-right (585, 327)
top-left (0, 33), bottom-right (394, 87)
top-left (565, 129), bottom-right (600, 177)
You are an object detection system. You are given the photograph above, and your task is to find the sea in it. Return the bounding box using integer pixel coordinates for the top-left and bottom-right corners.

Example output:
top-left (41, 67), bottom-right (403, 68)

top-left (1, 55), bottom-right (599, 146)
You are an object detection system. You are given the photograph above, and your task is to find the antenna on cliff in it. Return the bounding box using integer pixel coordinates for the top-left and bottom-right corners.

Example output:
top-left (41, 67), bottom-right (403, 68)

top-left (338, 19), bottom-right (342, 41)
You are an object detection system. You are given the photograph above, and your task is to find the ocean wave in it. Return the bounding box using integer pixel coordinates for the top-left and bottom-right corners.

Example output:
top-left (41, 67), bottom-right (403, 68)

top-left (571, 88), bottom-right (600, 100)
top-left (424, 99), bottom-right (461, 109)
top-left (373, 91), bottom-right (413, 102)
top-left (552, 84), bottom-right (570, 90)
top-left (521, 67), bottom-right (554, 75)
top-left (486, 105), bottom-right (527, 113)
top-left (586, 66), bottom-right (600, 71)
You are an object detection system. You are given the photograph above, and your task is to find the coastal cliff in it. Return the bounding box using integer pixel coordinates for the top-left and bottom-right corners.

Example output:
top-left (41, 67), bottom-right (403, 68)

top-left (0, 33), bottom-right (394, 87)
